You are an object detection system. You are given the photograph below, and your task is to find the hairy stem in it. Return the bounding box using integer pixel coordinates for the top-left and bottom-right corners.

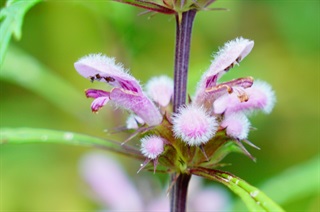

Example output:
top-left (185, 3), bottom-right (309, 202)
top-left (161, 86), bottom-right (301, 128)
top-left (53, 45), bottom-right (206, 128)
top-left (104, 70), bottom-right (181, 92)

top-left (171, 9), bottom-right (196, 212)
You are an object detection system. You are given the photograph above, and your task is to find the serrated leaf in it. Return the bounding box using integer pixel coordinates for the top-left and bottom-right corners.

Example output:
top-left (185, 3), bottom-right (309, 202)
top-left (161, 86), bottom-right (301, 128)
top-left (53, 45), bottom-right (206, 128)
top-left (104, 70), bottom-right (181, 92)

top-left (191, 167), bottom-right (285, 212)
top-left (0, 128), bottom-right (144, 160)
top-left (0, 0), bottom-right (41, 66)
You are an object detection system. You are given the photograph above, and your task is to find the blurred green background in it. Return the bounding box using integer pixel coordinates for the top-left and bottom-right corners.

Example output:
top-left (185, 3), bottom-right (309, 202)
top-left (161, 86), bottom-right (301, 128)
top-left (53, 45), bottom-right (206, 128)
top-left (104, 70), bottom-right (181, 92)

top-left (1, 0), bottom-right (319, 211)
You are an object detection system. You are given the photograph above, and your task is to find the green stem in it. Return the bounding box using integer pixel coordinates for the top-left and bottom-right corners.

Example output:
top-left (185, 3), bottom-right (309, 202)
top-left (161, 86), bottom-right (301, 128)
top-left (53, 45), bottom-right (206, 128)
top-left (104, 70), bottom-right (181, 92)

top-left (170, 9), bottom-right (196, 212)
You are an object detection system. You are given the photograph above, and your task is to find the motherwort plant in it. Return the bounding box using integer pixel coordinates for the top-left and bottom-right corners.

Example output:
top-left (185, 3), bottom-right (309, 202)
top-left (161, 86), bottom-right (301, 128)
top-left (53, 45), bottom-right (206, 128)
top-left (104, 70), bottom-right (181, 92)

top-left (75, 36), bottom-right (277, 211)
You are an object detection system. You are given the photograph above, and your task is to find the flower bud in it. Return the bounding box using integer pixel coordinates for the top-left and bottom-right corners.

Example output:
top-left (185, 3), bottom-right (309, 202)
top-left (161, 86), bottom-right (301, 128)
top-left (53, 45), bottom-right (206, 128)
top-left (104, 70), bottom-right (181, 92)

top-left (172, 105), bottom-right (218, 146)
top-left (146, 75), bottom-right (174, 107)
top-left (140, 136), bottom-right (165, 159)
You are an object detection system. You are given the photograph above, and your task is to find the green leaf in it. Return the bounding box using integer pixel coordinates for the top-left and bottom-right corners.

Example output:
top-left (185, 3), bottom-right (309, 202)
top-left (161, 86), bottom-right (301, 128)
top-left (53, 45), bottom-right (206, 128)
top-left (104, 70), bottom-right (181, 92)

top-left (0, 0), bottom-right (42, 66)
top-left (191, 167), bottom-right (284, 212)
top-left (0, 128), bottom-right (143, 160)
top-left (259, 155), bottom-right (319, 205)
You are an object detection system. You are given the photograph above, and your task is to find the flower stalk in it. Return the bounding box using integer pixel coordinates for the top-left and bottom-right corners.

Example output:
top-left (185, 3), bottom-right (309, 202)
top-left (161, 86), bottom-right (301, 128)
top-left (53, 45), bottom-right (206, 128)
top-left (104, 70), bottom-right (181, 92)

top-left (171, 9), bottom-right (196, 212)
top-left (173, 10), bottom-right (197, 112)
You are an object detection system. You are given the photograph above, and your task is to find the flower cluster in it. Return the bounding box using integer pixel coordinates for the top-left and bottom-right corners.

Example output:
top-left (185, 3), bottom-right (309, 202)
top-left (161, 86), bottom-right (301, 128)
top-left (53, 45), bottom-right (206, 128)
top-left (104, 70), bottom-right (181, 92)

top-left (74, 37), bottom-right (275, 173)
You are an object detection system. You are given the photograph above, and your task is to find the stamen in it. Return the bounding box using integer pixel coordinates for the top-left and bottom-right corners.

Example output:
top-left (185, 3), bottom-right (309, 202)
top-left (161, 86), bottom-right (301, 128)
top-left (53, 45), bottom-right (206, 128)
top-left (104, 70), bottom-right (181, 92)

top-left (236, 56), bottom-right (242, 63)
top-left (104, 76), bottom-right (115, 82)
top-left (234, 87), bottom-right (249, 102)
top-left (90, 76), bottom-right (95, 82)
top-left (205, 84), bottom-right (233, 94)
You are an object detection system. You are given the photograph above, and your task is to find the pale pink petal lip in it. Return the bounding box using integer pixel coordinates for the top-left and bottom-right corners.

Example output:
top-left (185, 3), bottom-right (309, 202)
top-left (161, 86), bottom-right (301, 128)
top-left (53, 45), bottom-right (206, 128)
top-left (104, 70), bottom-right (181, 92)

top-left (110, 88), bottom-right (163, 126)
top-left (221, 113), bottom-right (250, 140)
top-left (213, 80), bottom-right (275, 115)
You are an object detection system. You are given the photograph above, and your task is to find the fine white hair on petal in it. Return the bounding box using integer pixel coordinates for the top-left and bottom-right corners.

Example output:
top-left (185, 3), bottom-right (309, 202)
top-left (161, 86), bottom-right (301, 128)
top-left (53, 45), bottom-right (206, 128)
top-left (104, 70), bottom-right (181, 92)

top-left (145, 75), bottom-right (174, 107)
top-left (140, 136), bottom-right (165, 159)
top-left (172, 105), bottom-right (218, 146)
top-left (251, 80), bottom-right (276, 114)
top-left (75, 53), bottom-right (128, 77)
top-left (221, 113), bottom-right (250, 140)
top-left (208, 37), bottom-right (254, 79)
top-left (74, 53), bottom-right (142, 93)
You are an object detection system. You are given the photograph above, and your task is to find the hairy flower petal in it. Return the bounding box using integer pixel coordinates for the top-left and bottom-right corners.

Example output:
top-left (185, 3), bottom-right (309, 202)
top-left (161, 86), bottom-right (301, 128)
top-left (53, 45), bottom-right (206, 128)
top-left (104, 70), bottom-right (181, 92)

top-left (146, 75), bottom-right (174, 107)
top-left (194, 38), bottom-right (254, 107)
top-left (221, 113), bottom-right (250, 140)
top-left (213, 80), bottom-right (276, 115)
top-left (110, 88), bottom-right (162, 126)
top-left (75, 54), bottom-right (142, 93)
top-left (208, 37), bottom-right (254, 83)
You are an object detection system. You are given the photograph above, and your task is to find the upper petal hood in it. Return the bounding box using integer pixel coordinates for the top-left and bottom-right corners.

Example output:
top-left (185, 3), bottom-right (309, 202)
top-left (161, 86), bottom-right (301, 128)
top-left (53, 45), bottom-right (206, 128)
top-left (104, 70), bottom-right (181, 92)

top-left (74, 54), bottom-right (142, 94)
top-left (208, 37), bottom-right (254, 83)
top-left (193, 38), bottom-right (254, 107)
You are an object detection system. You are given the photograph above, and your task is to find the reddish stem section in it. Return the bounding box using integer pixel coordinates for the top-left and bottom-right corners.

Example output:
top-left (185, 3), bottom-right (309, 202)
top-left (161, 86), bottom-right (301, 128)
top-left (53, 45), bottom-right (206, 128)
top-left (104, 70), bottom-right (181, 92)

top-left (173, 10), bottom-right (197, 112)
top-left (170, 9), bottom-right (196, 212)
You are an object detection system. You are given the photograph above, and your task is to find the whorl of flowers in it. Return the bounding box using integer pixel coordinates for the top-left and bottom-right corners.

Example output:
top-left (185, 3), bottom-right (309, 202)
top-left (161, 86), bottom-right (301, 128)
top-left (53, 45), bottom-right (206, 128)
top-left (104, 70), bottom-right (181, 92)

top-left (74, 37), bottom-right (276, 173)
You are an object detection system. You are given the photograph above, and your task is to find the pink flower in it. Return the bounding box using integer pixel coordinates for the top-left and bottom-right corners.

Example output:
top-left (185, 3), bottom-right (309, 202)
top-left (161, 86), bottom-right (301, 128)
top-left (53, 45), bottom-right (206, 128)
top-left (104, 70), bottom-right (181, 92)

top-left (194, 37), bottom-right (255, 107)
top-left (172, 105), bottom-right (218, 146)
top-left (185, 37), bottom-right (276, 143)
top-left (74, 54), bottom-right (162, 126)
